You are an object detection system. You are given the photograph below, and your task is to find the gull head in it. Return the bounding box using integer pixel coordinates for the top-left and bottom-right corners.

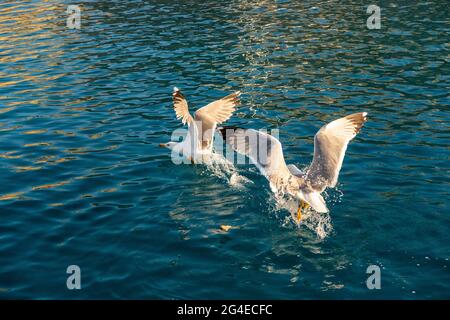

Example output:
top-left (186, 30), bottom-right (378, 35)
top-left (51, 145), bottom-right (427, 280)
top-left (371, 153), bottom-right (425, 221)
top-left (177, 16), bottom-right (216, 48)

top-left (159, 141), bottom-right (178, 150)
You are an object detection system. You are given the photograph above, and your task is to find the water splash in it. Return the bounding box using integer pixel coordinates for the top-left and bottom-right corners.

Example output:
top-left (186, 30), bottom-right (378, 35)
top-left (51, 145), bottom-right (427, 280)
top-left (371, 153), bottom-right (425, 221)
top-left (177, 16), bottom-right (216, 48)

top-left (199, 152), bottom-right (253, 190)
top-left (202, 157), bottom-right (338, 239)
top-left (270, 189), bottom-right (334, 239)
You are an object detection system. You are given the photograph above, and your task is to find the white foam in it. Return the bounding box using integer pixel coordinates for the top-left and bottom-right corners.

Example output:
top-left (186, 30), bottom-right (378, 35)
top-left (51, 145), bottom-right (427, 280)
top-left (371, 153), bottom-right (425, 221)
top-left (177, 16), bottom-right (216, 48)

top-left (200, 153), bottom-right (336, 239)
top-left (202, 152), bottom-right (252, 190)
top-left (271, 189), bottom-right (333, 239)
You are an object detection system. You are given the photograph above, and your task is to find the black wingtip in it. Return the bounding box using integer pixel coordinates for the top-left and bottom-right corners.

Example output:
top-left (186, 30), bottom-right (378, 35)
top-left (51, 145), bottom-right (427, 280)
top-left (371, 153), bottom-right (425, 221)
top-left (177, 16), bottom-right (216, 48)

top-left (217, 126), bottom-right (242, 139)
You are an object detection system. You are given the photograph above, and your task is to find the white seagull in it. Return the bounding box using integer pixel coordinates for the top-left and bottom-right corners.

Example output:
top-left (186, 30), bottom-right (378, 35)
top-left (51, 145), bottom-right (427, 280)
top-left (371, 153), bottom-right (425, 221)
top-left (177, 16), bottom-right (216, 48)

top-left (219, 112), bottom-right (368, 222)
top-left (160, 87), bottom-right (241, 163)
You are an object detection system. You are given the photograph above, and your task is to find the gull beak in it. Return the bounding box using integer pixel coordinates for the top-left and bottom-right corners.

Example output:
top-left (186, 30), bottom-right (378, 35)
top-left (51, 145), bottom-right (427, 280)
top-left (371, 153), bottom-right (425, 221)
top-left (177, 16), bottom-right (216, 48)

top-left (159, 143), bottom-right (167, 148)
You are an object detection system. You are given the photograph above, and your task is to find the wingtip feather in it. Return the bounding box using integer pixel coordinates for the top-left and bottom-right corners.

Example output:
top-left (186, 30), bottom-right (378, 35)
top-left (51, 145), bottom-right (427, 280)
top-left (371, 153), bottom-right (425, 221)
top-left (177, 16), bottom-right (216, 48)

top-left (217, 126), bottom-right (243, 140)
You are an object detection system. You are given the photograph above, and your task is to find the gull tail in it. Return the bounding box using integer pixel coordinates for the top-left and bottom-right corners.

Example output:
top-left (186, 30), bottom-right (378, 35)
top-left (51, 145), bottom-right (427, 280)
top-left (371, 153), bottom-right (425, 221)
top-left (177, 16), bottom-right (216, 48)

top-left (302, 191), bottom-right (328, 213)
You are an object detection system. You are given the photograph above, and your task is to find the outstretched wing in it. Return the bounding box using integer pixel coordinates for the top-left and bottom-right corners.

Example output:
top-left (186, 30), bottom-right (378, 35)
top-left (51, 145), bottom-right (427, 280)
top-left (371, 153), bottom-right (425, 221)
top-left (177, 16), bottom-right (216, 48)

top-left (220, 127), bottom-right (329, 213)
top-left (173, 87), bottom-right (193, 125)
top-left (306, 112), bottom-right (368, 192)
top-left (194, 91), bottom-right (240, 149)
top-left (219, 127), bottom-right (291, 189)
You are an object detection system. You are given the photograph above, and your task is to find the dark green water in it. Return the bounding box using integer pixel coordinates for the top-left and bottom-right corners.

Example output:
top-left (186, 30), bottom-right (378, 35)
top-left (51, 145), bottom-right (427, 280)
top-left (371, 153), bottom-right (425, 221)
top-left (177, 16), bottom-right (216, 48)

top-left (0, 1), bottom-right (449, 299)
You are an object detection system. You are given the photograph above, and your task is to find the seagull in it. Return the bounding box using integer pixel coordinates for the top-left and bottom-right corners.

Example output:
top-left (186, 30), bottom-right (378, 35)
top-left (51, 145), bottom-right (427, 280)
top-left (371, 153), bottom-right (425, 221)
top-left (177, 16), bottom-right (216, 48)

top-left (219, 112), bottom-right (368, 222)
top-left (160, 87), bottom-right (241, 163)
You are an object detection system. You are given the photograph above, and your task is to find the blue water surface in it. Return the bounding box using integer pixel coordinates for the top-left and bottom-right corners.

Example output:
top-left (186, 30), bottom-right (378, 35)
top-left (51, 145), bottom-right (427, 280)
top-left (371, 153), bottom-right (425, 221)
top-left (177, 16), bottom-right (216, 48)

top-left (0, 0), bottom-right (449, 299)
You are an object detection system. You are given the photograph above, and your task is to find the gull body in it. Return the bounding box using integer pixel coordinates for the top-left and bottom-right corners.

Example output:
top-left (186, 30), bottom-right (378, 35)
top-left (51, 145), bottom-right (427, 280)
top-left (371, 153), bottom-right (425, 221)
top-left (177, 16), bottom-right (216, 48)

top-left (161, 87), bottom-right (241, 163)
top-left (219, 112), bottom-right (368, 221)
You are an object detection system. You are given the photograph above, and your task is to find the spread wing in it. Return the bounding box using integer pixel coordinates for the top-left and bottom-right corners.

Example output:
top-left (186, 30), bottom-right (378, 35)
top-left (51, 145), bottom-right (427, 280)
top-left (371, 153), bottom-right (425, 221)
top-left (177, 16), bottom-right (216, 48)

top-left (219, 127), bottom-right (292, 189)
top-left (173, 87), bottom-right (193, 125)
top-left (194, 91), bottom-right (240, 149)
top-left (306, 112), bottom-right (368, 192)
top-left (220, 127), bottom-right (330, 213)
